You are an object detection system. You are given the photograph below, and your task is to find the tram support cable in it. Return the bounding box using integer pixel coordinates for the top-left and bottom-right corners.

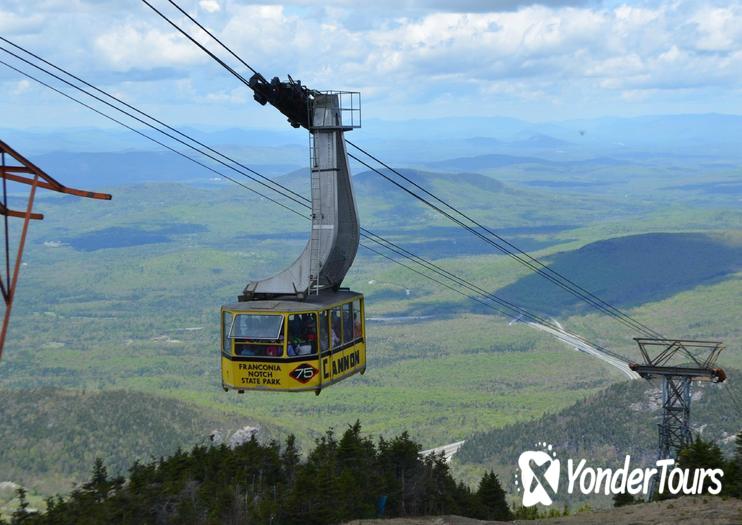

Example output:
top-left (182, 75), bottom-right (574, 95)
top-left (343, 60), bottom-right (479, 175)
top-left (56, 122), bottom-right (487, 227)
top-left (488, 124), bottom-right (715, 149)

top-left (346, 140), bottom-right (666, 339)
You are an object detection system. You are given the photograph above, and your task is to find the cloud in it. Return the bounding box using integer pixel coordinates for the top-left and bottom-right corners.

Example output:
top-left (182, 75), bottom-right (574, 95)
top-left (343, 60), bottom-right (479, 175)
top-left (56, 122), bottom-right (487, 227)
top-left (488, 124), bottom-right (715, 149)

top-left (226, 0), bottom-right (594, 12)
top-left (0, 10), bottom-right (45, 35)
top-left (197, 1), bottom-right (742, 98)
top-left (422, 0), bottom-right (594, 10)
top-left (94, 67), bottom-right (190, 83)
top-left (199, 0), bottom-right (221, 14)
top-left (2, 0), bottom-right (742, 124)
top-left (94, 24), bottom-right (205, 70)
top-left (11, 78), bottom-right (31, 95)
top-left (691, 5), bottom-right (742, 52)
top-left (204, 86), bottom-right (248, 103)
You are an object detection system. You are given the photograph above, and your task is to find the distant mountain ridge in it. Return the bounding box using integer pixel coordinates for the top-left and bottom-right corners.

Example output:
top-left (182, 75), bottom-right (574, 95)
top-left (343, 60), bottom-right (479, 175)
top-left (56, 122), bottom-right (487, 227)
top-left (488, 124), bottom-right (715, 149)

top-left (5, 112), bottom-right (742, 162)
top-left (15, 150), bottom-right (303, 188)
top-left (428, 154), bottom-right (636, 171)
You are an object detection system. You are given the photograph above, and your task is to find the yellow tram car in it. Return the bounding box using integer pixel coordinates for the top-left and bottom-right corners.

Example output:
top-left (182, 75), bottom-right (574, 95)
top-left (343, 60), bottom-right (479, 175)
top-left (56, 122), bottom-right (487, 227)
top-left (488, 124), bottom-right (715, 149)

top-left (221, 291), bottom-right (365, 394)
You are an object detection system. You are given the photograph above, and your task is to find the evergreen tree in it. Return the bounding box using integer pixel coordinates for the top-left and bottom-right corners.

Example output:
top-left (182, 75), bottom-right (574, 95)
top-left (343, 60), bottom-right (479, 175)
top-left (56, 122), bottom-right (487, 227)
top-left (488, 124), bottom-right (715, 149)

top-left (10, 488), bottom-right (30, 525)
top-left (678, 436), bottom-right (726, 472)
top-left (310, 430), bottom-right (345, 525)
top-left (676, 436), bottom-right (727, 497)
top-left (723, 430), bottom-right (742, 498)
top-left (336, 421), bottom-right (379, 519)
top-left (82, 458), bottom-right (113, 503)
top-left (475, 471), bottom-right (513, 521)
top-left (377, 432), bottom-right (420, 516)
top-left (281, 434), bottom-right (300, 486)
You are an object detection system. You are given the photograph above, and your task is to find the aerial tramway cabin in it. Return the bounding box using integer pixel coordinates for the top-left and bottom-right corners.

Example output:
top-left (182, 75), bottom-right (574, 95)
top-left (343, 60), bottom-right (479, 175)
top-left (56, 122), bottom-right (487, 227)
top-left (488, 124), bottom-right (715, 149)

top-left (220, 79), bottom-right (365, 395)
top-left (221, 291), bottom-right (365, 394)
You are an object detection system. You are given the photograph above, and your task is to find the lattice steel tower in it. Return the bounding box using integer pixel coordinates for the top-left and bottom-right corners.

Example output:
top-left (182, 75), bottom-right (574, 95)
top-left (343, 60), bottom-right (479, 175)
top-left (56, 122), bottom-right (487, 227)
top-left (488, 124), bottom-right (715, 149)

top-left (630, 338), bottom-right (726, 461)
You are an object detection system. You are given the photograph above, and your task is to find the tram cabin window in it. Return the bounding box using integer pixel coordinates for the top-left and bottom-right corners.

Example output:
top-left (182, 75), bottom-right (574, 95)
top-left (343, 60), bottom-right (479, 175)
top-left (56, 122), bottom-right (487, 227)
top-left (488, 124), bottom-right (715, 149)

top-left (318, 310), bottom-right (330, 353)
top-left (231, 314), bottom-right (284, 357)
top-left (342, 303), bottom-right (353, 342)
top-left (287, 313), bottom-right (317, 356)
top-left (222, 311), bottom-right (233, 353)
top-left (330, 307), bottom-right (342, 347)
top-left (352, 299), bottom-right (362, 339)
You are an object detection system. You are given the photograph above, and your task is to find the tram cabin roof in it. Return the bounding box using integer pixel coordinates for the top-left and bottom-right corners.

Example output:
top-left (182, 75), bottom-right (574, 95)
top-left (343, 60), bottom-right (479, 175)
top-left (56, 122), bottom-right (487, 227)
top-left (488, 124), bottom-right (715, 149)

top-left (224, 290), bottom-right (363, 313)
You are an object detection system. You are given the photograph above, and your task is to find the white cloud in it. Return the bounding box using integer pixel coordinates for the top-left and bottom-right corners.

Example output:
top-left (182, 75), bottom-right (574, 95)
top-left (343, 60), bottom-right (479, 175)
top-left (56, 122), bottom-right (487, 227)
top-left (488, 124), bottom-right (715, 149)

top-left (94, 25), bottom-right (205, 70)
top-left (2, 0), bottom-right (742, 123)
top-left (0, 10), bottom-right (45, 35)
top-left (692, 6), bottom-right (742, 51)
top-left (204, 86), bottom-right (247, 103)
top-left (199, 0), bottom-right (221, 14)
top-left (11, 78), bottom-right (31, 95)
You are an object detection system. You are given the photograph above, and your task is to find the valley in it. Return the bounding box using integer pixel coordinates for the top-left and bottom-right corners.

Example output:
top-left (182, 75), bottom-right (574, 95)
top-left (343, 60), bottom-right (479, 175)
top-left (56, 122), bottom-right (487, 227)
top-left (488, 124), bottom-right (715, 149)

top-left (0, 115), bottom-right (739, 512)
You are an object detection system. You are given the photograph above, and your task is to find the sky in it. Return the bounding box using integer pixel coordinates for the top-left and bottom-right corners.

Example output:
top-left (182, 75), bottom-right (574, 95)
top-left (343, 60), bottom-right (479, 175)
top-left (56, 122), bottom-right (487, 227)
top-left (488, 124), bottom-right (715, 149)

top-left (0, 0), bottom-right (741, 129)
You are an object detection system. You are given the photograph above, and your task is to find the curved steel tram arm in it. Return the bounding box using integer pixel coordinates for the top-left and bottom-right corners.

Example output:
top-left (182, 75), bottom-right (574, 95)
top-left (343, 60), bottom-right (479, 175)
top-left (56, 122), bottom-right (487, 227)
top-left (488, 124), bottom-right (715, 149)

top-left (240, 81), bottom-right (361, 300)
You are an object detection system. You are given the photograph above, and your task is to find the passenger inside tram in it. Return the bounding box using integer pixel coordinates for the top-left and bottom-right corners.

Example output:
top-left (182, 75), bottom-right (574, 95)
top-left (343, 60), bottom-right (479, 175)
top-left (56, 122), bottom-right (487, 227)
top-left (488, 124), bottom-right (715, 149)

top-left (287, 313), bottom-right (317, 356)
top-left (331, 308), bottom-right (342, 346)
top-left (319, 310), bottom-right (329, 352)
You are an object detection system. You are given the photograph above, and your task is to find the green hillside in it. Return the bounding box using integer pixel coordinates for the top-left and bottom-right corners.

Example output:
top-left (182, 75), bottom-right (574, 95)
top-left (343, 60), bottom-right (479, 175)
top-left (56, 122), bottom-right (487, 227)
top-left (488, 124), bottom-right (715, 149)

top-left (496, 232), bottom-right (742, 315)
top-left (455, 373), bottom-right (742, 493)
top-left (0, 389), bottom-right (260, 495)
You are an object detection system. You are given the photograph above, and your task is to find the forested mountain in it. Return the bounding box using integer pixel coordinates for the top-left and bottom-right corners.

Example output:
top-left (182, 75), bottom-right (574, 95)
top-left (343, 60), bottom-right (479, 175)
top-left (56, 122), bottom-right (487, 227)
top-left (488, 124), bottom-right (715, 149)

top-left (496, 232), bottom-right (742, 315)
top-left (457, 372), bottom-right (742, 479)
top-left (0, 389), bottom-right (257, 494)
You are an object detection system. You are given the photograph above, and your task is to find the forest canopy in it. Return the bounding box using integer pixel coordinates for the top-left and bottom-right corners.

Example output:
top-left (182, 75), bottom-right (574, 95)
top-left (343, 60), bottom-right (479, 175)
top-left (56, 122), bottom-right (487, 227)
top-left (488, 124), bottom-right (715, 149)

top-left (4, 421), bottom-right (511, 525)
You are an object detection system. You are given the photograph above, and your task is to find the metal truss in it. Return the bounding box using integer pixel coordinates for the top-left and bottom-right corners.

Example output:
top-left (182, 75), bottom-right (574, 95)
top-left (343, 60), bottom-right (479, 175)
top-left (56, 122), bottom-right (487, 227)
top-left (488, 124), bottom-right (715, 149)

top-left (0, 139), bottom-right (111, 360)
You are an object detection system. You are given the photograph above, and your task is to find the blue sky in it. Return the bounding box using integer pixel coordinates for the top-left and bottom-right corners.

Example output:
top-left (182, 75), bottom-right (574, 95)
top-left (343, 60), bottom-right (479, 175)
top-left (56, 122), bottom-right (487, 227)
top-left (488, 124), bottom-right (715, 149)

top-left (1, 0), bottom-right (741, 129)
